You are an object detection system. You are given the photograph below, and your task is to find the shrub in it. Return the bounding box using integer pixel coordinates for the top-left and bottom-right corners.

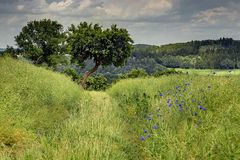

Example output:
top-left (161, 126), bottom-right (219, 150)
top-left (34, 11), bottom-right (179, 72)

top-left (85, 75), bottom-right (109, 91)
top-left (119, 68), bottom-right (148, 79)
top-left (153, 68), bottom-right (181, 77)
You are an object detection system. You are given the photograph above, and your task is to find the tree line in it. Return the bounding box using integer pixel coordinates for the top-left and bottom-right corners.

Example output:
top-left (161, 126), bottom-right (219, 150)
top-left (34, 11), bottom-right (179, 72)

top-left (133, 38), bottom-right (240, 69)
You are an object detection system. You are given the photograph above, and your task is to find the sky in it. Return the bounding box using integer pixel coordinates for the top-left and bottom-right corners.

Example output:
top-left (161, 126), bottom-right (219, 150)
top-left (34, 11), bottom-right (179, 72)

top-left (0, 0), bottom-right (240, 47)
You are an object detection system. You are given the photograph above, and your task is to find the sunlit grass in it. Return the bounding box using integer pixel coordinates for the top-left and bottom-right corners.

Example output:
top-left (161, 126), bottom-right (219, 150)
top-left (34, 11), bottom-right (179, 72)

top-left (108, 75), bottom-right (240, 159)
top-left (1, 57), bottom-right (240, 159)
top-left (0, 57), bottom-right (131, 159)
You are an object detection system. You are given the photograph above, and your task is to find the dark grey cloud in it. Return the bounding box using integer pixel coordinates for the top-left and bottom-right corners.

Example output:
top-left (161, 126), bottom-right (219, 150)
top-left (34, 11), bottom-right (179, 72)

top-left (0, 0), bottom-right (240, 47)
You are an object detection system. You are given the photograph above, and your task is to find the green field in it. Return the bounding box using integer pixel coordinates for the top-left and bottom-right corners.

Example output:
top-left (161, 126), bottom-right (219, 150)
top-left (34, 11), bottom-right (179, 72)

top-left (1, 57), bottom-right (240, 159)
top-left (175, 68), bottom-right (240, 76)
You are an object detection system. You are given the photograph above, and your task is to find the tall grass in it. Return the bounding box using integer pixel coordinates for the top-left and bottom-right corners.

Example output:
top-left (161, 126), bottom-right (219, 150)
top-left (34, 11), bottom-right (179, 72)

top-left (1, 57), bottom-right (240, 159)
top-left (0, 57), bottom-right (132, 159)
top-left (108, 75), bottom-right (240, 159)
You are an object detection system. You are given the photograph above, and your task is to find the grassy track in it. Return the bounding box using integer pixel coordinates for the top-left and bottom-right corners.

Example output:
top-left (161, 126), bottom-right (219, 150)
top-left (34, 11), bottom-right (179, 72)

top-left (1, 57), bottom-right (240, 159)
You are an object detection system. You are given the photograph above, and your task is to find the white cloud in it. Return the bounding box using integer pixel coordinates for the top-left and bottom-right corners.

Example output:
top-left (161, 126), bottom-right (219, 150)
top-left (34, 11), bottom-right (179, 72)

top-left (102, 0), bottom-right (173, 19)
top-left (17, 5), bottom-right (24, 11)
top-left (49, 0), bottom-right (73, 11)
top-left (193, 7), bottom-right (238, 25)
top-left (79, 0), bottom-right (92, 11)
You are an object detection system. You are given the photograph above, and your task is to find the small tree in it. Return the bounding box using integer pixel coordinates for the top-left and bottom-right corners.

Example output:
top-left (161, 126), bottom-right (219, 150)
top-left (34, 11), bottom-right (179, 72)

top-left (67, 22), bottom-right (133, 87)
top-left (15, 19), bottom-right (66, 65)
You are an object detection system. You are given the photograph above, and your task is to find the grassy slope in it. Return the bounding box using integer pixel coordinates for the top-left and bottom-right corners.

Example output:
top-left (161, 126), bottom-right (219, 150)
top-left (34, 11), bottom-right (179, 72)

top-left (0, 57), bottom-right (132, 159)
top-left (108, 76), bottom-right (240, 159)
top-left (1, 57), bottom-right (240, 159)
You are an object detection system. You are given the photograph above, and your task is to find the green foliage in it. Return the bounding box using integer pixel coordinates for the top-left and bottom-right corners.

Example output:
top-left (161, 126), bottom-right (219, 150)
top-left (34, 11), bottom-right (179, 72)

top-left (85, 75), bottom-right (109, 91)
top-left (119, 68), bottom-right (148, 79)
top-left (67, 22), bottom-right (134, 67)
top-left (133, 38), bottom-right (240, 69)
top-left (15, 19), bottom-right (66, 65)
top-left (63, 68), bottom-right (80, 82)
top-left (153, 68), bottom-right (182, 77)
top-left (47, 54), bottom-right (70, 68)
top-left (67, 22), bottom-right (134, 86)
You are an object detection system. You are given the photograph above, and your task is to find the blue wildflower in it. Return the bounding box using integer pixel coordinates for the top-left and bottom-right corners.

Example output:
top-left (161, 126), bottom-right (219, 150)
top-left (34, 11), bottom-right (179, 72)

top-left (153, 125), bottom-right (158, 129)
top-left (198, 105), bottom-right (207, 111)
top-left (144, 130), bottom-right (148, 133)
top-left (167, 98), bottom-right (171, 103)
top-left (140, 136), bottom-right (145, 141)
top-left (168, 103), bottom-right (172, 107)
top-left (160, 93), bottom-right (164, 97)
top-left (147, 117), bottom-right (152, 121)
top-left (147, 134), bottom-right (151, 138)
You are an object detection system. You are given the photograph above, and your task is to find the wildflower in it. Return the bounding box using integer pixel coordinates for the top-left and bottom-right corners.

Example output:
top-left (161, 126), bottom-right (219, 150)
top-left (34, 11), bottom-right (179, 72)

top-left (167, 98), bottom-right (171, 103)
top-left (140, 136), bottom-right (145, 141)
top-left (160, 93), bottom-right (164, 97)
top-left (147, 117), bottom-right (152, 121)
top-left (147, 134), bottom-right (151, 138)
top-left (144, 130), bottom-right (148, 133)
top-left (178, 104), bottom-right (182, 107)
top-left (157, 114), bottom-right (161, 117)
top-left (192, 99), bottom-right (195, 102)
top-left (153, 125), bottom-right (158, 129)
top-left (167, 103), bottom-right (172, 107)
top-left (198, 105), bottom-right (207, 111)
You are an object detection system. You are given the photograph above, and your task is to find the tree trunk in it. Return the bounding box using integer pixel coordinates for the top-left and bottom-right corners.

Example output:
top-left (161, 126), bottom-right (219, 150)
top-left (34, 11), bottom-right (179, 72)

top-left (80, 62), bottom-right (100, 88)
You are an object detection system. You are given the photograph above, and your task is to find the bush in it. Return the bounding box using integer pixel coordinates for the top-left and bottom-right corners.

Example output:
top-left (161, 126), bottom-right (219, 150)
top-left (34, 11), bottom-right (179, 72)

top-left (153, 68), bottom-right (182, 77)
top-left (63, 68), bottom-right (80, 82)
top-left (85, 75), bottom-right (109, 91)
top-left (119, 68), bottom-right (148, 79)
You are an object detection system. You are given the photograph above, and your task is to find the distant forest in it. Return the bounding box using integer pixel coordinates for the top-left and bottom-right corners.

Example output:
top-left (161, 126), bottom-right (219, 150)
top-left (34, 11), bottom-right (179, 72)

top-left (133, 38), bottom-right (240, 69)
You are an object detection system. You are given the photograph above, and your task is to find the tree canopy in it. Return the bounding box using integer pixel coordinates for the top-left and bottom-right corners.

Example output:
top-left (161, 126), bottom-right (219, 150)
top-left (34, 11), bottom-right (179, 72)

top-left (15, 19), bottom-right (66, 65)
top-left (67, 22), bottom-right (134, 86)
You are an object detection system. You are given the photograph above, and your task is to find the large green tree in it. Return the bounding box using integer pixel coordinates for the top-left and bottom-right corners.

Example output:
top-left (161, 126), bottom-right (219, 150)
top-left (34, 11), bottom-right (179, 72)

top-left (67, 22), bottom-right (134, 87)
top-left (15, 19), bottom-right (66, 65)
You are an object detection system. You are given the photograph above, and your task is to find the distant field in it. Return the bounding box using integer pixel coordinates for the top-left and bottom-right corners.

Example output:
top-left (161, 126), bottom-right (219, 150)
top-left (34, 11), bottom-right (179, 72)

top-left (175, 68), bottom-right (240, 76)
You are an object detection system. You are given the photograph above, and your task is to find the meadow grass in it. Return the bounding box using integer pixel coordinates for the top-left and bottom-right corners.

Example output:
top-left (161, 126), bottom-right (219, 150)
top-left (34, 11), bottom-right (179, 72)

top-left (0, 57), bottom-right (133, 159)
top-left (108, 76), bottom-right (240, 159)
top-left (1, 57), bottom-right (240, 159)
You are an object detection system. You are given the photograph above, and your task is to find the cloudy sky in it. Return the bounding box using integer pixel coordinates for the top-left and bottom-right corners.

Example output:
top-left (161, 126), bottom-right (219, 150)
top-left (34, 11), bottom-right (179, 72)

top-left (0, 0), bottom-right (240, 47)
